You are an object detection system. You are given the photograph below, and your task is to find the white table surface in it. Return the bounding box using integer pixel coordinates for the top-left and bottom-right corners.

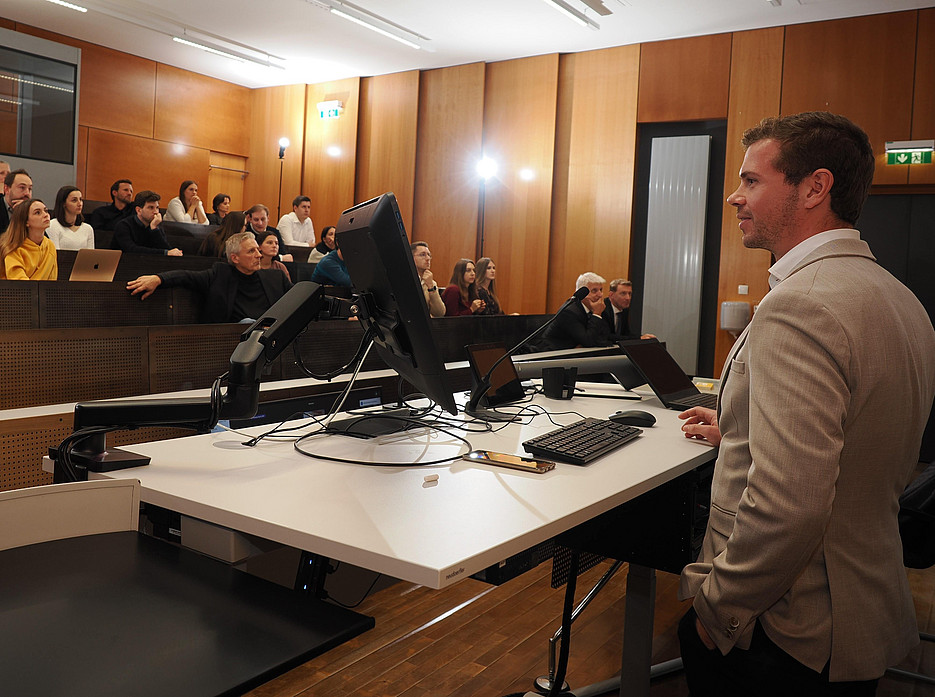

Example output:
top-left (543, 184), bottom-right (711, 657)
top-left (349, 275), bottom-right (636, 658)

top-left (87, 384), bottom-right (716, 589)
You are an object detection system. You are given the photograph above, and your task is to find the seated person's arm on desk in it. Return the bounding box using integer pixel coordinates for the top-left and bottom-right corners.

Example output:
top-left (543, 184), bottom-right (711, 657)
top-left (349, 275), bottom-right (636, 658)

top-left (127, 267), bottom-right (214, 300)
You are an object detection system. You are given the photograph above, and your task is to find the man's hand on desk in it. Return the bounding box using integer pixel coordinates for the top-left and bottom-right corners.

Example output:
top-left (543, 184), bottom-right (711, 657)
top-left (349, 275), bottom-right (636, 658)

top-left (678, 407), bottom-right (721, 446)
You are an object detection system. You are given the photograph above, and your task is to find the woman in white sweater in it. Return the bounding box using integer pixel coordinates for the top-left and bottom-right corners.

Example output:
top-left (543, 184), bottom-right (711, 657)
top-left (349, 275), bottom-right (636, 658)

top-left (47, 185), bottom-right (94, 250)
top-left (164, 180), bottom-right (208, 224)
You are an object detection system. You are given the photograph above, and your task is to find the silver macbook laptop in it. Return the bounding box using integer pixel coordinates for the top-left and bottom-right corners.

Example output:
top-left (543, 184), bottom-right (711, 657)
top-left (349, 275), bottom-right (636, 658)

top-left (619, 339), bottom-right (718, 411)
top-left (68, 248), bottom-right (121, 282)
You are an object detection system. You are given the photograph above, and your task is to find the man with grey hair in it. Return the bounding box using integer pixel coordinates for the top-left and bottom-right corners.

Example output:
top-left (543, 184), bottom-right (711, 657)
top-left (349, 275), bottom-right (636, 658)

top-left (531, 271), bottom-right (614, 352)
top-left (126, 231), bottom-right (291, 323)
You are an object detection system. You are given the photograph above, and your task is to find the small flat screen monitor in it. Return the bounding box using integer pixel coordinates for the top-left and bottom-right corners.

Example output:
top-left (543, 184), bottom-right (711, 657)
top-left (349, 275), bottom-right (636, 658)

top-left (336, 193), bottom-right (458, 415)
top-left (465, 342), bottom-right (525, 407)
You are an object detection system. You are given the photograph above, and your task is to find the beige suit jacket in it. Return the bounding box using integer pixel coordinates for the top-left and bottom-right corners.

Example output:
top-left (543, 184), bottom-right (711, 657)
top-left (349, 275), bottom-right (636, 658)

top-left (680, 238), bottom-right (935, 681)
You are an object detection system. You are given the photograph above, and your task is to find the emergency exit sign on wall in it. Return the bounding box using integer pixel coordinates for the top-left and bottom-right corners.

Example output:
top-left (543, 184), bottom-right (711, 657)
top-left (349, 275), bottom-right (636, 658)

top-left (885, 139), bottom-right (934, 165)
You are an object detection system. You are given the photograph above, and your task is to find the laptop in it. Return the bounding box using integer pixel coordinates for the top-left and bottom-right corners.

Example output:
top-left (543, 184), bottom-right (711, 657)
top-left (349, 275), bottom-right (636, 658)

top-left (465, 342), bottom-right (526, 407)
top-left (68, 248), bottom-right (121, 282)
top-left (618, 338), bottom-right (718, 411)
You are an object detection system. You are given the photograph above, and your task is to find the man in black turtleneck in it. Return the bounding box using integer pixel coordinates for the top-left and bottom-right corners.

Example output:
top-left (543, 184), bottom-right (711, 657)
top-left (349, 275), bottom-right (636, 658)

top-left (126, 231), bottom-right (291, 323)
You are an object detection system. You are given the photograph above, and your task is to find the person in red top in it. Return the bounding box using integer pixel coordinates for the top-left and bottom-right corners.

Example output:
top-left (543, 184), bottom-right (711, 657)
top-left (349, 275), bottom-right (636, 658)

top-left (441, 258), bottom-right (485, 316)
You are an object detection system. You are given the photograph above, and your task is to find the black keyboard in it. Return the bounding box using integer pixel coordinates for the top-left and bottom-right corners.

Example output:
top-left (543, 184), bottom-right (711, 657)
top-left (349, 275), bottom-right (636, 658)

top-left (522, 417), bottom-right (642, 466)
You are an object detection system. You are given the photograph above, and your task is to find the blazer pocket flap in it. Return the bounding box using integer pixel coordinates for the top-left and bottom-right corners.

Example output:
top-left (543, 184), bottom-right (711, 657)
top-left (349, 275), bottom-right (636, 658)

top-left (708, 503), bottom-right (737, 536)
top-left (731, 358), bottom-right (745, 375)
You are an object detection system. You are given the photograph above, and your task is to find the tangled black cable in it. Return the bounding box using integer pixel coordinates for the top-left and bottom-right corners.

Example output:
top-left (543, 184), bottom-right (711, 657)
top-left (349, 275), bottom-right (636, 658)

top-left (293, 326), bottom-right (375, 380)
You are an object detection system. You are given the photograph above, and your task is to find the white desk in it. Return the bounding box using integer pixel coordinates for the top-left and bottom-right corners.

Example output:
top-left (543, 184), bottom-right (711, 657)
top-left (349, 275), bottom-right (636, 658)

top-left (80, 384), bottom-right (715, 590)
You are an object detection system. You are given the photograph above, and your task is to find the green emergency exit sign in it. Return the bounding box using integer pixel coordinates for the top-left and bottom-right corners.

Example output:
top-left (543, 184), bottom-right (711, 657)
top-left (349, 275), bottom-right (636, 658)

top-left (887, 151), bottom-right (932, 165)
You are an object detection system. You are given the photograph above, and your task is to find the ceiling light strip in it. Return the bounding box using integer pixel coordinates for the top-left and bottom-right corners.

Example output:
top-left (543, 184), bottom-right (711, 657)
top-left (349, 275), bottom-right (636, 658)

top-left (539, 0), bottom-right (600, 29)
top-left (329, 8), bottom-right (421, 49)
top-left (43, 0), bottom-right (88, 12)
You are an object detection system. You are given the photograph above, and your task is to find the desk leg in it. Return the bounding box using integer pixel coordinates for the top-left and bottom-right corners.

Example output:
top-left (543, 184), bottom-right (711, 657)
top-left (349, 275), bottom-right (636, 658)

top-left (619, 563), bottom-right (655, 697)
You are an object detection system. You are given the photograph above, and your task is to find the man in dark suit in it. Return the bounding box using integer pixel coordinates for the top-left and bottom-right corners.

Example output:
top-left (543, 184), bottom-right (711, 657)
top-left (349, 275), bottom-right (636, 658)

top-left (111, 191), bottom-right (183, 256)
top-left (600, 278), bottom-right (655, 340)
top-left (126, 231), bottom-right (291, 323)
top-left (0, 169), bottom-right (33, 233)
top-left (88, 179), bottom-right (135, 231)
top-left (533, 272), bottom-right (614, 352)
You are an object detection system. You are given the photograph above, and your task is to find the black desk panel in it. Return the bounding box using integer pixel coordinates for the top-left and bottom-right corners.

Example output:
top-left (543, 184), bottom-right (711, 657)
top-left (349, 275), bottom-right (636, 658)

top-left (0, 531), bottom-right (372, 697)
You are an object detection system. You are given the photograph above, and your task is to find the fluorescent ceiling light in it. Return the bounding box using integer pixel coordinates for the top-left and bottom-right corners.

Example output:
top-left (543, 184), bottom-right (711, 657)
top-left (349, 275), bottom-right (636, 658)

top-left (329, 8), bottom-right (421, 49)
top-left (173, 37), bottom-right (247, 63)
top-left (44, 0), bottom-right (88, 12)
top-left (884, 139), bottom-right (934, 153)
top-left (539, 0), bottom-right (600, 29)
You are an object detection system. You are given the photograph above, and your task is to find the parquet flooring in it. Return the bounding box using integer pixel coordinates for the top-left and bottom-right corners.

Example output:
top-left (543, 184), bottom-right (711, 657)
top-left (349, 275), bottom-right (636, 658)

top-left (248, 506), bottom-right (935, 697)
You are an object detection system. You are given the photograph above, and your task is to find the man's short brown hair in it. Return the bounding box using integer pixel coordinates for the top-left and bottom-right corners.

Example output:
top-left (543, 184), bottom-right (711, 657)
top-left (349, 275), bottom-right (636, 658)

top-left (741, 111), bottom-right (874, 226)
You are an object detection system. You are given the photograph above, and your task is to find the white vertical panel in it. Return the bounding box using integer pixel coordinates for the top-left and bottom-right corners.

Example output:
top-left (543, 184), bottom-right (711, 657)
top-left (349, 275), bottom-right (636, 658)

top-left (642, 136), bottom-right (710, 374)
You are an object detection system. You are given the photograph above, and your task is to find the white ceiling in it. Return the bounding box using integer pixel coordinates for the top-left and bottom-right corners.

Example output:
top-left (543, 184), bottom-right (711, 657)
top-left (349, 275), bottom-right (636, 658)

top-left (4, 0), bottom-right (933, 88)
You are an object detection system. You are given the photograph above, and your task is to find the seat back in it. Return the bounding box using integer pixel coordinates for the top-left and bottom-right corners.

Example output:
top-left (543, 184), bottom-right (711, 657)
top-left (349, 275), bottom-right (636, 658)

top-left (899, 460), bottom-right (935, 569)
top-left (0, 479), bottom-right (140, 552)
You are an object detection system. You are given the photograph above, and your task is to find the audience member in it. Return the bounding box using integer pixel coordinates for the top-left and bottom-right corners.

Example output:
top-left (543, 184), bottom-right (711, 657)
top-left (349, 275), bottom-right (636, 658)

top-left (308, 225), bottom-right (336, 263)
top-left (601, 278), bottom-right (655, 339)
top-left (410, 241), bottom-right (445, 318)
top-left (87, 179), bottom-right (134, 231)
top-left (127, 231), bottom-right (290, 323)
top-left (246, 204), bottom-right (292, 262)
top-left (207, 193), bottom-right (230, 226)
top-left (474, 257), bottom-right (504, 315)
top-left (0, 169), bottom-right (33, 233)
top-left (198, 211), bottom-right (246, 258)
top-left (0, 198), bottom-right (57, 280)
top-left (442, 258), bottom-right (485, 316)
top-left (311, 240), bottom-right (351, 287)
top-left (277, 195), bottom-right (315, 246)
top-left (164, 180), bottom-right (208, 224)
top-left (531, 272), bottom-right (613, 351)
top-left (676, 111), bottom-right (935, 694)
top-left (47, 185), bottom-right (94, 250)
top-left (0, 161), bottom-right (10, 186)
top-left (111, 191), bottom-right (183, 256)
top-left (257, 231), bottom-right (291, 283)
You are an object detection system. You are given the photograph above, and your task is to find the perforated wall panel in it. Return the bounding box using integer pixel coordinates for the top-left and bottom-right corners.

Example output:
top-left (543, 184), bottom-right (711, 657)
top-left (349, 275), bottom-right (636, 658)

top-left (149, 325), bottom-right (243, 393)
top-left (0, 283), bottom-right (39, 329)
top-left (40, 282), bottom-right (175, 327)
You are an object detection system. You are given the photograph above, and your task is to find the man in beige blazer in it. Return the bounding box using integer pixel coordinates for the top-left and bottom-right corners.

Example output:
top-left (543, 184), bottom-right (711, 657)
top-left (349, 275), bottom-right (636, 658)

top-left (678, 112), bottom-right (935, 694)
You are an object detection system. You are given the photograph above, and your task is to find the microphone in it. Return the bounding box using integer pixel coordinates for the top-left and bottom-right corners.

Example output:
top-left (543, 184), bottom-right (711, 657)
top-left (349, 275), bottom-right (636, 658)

top-left (464, 285), bottom-right (591, 421)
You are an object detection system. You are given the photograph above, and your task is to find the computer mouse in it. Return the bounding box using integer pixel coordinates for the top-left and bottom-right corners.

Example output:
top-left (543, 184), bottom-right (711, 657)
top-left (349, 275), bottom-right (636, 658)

top-left (609, 409), bottom-right (656, 427)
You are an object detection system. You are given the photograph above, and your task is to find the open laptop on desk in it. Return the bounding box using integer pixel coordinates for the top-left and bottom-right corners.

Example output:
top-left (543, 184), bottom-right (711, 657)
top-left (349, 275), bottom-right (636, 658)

top-left (619, 338), bottom-right (718, 411)
top-left (68, 248), bottom-right (121, 281)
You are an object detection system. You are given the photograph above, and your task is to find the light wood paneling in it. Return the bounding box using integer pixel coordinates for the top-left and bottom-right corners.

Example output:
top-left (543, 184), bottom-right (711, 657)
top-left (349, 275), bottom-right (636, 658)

top-left (244, 84), bottom-right (306, 222)
top-left (304, 78), bottom-right (360, 229)
top-left (413, 63), bottom-right (485, 283)
top-left (638, 34), bottom-right (731, 123)
top-left (910, 8), bottom-right (935, 186)
top-left (712, 28), bottom-right (784, 375)
top-left (154, 64), bottom-right (251, 157)
top-left (549, 45), bottom-right (640, 312)
top-left (75, 126), bottom-right (88, 193)
top-left (781, 11), bottom-right (918, 186)
top-left (207, 152), bottom-right (247, 213)
top-left (481, 55), bottom-right (559, 315)
top-left (84, 129), bottom-right (210, 205)
top-left (356, 71), bottom-right (420, 230)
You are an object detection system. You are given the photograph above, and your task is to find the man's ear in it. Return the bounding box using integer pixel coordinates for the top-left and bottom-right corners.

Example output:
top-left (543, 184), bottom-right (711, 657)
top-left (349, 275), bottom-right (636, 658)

top-left (802, 168), bottom-right (833, 210)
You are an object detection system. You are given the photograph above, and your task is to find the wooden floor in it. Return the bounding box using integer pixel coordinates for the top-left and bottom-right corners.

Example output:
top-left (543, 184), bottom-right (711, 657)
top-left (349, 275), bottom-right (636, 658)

top-left (247, 555), bottom-right (935, 697)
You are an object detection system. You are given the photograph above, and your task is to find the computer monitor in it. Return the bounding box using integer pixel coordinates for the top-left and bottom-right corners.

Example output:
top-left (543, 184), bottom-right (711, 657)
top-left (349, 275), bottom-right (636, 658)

top-left (336, 193), bottom-right (458, 415)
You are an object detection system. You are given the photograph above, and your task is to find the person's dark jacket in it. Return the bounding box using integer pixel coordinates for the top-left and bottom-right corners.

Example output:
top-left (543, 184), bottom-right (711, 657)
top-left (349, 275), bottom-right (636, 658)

top-left (533, 300), bottom-right (613, 352)
top-left (88, 203), bottom-right (134, 231)
top-left (601, 297), bottom-right (641, 339)
top-left (111, 215), bottom-right (171, 255)
top-left (157, 262), bottom-right (292, 323)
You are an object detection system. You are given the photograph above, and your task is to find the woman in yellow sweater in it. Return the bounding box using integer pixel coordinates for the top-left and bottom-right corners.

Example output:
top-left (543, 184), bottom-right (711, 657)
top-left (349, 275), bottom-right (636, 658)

top-left (0, 198), bottom-right (57, 280)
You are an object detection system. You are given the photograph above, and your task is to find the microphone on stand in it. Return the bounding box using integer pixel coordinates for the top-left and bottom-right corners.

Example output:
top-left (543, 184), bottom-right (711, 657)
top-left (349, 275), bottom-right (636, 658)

top-left (464, 286), bottom-right (591, 421)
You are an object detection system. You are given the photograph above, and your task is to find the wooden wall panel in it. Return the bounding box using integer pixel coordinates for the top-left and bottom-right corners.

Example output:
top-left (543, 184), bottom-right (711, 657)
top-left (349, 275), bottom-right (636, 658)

top-left (637, 34), bottom-right (731, 123)
top-left (781, 11), bottom-right (917, 186)
top-left (244, 84), bottom-right (306, 222)
top-left (412, 63), bottom-right (485, 284)
top-left (712, 27), bottom-right (784, 375)
top-left (11, 24), bottom-right (157, 138)
top-left (548, 45), bottom-right (640, 312)
top-left (84, 129), bottom-right (210, 205)
top-left (481, 55), bottom-right (559, 315)
top-left (910, 8), bottom-right (935, 186)
top-left (75, 126), bottom-right (88, 193)
top-left (304, 78), bottom-right (360, 229)
top-left (207, 152), bottom-right (247, 213)
top-left (355, 71), bottom-right (420, 230)
top-left (154, 64), bottom-right (251, 157)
